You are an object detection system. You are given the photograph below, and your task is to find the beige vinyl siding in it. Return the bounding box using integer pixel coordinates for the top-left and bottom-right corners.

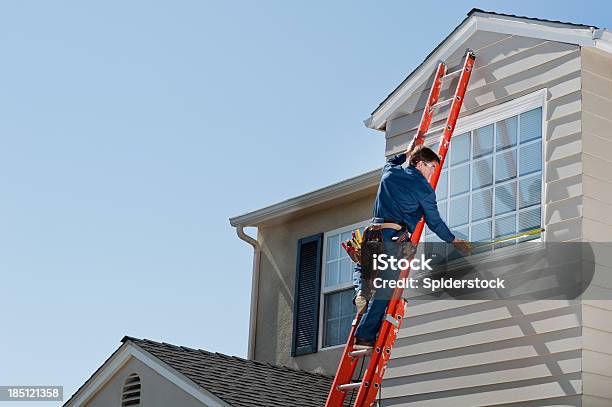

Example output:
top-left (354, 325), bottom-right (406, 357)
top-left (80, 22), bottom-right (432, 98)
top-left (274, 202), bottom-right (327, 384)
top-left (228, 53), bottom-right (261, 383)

top-left (380, 30), bottom-right (585, 406)
top-left (581, 46), bottom-right (612, 406)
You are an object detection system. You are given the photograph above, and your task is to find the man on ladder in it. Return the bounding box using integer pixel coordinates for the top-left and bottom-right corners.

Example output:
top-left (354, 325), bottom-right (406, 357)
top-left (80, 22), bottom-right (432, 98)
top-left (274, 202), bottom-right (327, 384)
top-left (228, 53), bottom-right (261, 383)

top-left (353, 142), bottom-right (471, 349)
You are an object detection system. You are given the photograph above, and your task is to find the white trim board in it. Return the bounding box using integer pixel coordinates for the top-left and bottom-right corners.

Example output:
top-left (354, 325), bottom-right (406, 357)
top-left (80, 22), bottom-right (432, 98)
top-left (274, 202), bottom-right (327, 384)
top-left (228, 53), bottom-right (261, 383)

top-left (229, 168), bottom-right (380, 227)
top-left (64, 342), bottom-right (230, 407)
top-left (365, 11), bottom-right (609, 131)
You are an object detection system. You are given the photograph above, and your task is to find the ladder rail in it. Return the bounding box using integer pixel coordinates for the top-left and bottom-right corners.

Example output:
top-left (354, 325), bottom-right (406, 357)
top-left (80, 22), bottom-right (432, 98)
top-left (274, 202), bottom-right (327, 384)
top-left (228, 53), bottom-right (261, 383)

top-left (413, 62), bottom-right (447, 147)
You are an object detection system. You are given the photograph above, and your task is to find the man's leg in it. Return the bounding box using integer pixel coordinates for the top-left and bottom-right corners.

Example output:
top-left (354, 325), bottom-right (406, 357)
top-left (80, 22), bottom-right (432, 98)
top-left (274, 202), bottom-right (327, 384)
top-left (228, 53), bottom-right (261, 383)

top-left (352, 264), bottom-right (370, 314)
top-left (353, 266), bottom-right (396, 346)
top-left (353, 229), bottom-right (400, 347)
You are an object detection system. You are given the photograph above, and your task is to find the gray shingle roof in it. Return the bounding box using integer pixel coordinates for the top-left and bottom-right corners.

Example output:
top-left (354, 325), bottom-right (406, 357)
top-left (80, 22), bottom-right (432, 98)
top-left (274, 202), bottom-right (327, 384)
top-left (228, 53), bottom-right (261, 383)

top-left (123, 336), bottom-right (334, 407)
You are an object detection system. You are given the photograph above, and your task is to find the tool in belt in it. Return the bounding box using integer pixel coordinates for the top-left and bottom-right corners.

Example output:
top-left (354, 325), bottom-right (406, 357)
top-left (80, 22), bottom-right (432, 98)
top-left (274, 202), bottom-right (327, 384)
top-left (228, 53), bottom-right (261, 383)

top-left (341, 220), bottom-right (414, 266)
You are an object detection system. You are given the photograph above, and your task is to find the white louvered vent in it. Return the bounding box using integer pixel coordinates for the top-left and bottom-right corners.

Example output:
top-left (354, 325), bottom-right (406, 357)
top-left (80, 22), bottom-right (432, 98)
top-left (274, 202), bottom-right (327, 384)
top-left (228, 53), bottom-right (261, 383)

top-left (121, 373), bottom-right (141, 406)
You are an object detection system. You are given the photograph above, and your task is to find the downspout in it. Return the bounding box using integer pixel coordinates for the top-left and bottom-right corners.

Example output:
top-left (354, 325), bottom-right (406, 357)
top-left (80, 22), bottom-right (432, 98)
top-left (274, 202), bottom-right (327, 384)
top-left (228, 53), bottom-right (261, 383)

top-left (235, 225), bottom-right (261, 360)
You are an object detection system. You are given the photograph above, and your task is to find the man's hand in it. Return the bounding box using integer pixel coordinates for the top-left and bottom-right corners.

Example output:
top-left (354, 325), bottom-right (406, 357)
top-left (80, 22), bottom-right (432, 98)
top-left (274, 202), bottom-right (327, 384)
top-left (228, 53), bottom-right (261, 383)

top-left (405, 136), bottom-right (418, 157)
top-left (452, 238), bottom-right (472, 254)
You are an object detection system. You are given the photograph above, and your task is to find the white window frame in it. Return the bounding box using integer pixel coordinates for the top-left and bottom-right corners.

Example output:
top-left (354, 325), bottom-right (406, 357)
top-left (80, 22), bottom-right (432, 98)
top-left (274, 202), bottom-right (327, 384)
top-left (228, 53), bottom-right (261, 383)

top-left (424, 88), bottom-right (547, 244)
top-left (319, 219), bottom-right (369, 350)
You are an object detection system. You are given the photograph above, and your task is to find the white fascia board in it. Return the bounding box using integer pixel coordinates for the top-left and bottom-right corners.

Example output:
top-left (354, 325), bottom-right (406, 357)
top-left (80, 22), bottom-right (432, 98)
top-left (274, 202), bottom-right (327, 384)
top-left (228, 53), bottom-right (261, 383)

top-left (64, 343), bottom-right (230, 407)
top-left (365, 16), bottom-right (478, 131)
top-left (475, 16), bottom-right (594, 46)
top-left (63, 343), bottom-right (132, 407)
top-left (366, 15), bottom-right (598, 131)
top-left (229, 168), bottom-right (380, 227)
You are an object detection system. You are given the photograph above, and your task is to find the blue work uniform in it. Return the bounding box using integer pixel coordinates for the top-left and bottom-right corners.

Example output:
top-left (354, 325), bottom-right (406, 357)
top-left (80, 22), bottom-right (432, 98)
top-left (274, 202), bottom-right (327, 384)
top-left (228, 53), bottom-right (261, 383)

top-left (354, 152), bottom-right (455, 342)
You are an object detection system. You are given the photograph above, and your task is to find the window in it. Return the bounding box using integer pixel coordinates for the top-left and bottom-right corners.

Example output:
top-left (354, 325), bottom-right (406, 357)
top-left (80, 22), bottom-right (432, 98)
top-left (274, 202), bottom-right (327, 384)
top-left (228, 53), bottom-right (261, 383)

top-left (121, 373), bottom-right (141, 406)
top-left (320, 221), bottom-right (367, 348)
top-left (426, 106), bottom-right (543, 248)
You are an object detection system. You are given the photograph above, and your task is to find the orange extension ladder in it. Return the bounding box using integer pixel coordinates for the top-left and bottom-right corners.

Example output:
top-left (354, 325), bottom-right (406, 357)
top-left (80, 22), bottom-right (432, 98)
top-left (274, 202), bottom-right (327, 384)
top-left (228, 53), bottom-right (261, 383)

top-left (325, 50), bottom-right (476, 407)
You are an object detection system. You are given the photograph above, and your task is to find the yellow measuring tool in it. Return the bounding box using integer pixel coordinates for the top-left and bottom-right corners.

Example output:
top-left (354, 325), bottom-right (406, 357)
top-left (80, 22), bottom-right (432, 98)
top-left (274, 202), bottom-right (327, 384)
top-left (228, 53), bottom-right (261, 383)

top-left (470, 227), bottom-right (545, 250)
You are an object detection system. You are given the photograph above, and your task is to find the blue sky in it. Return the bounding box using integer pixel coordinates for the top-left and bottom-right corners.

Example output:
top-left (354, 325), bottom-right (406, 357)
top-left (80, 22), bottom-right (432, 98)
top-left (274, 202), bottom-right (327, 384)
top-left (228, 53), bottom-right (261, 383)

top-left (0, 1), bottom-right (608, 404)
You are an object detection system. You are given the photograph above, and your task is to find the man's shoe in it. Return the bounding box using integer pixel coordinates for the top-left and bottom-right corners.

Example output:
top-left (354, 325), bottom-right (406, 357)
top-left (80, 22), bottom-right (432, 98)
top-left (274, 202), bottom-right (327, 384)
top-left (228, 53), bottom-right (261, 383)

top-left (353, 338), bottom-right (375, 350)
top-left (354, 291), bottom-right (369, 315)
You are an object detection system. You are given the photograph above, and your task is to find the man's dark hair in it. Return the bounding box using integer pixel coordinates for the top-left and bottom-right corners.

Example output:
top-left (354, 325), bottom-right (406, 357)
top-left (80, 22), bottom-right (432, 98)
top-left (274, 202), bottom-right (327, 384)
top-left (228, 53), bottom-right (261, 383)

top-left (409, 145), bottom-right (441, 167)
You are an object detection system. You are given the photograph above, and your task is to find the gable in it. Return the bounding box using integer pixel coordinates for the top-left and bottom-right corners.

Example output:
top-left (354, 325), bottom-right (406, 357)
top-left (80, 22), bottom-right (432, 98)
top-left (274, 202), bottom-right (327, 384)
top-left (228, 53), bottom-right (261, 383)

top-left (82, 357), bottom-right (206, 407)
top-left (366, 9), bottom-right (611, 131)
top-left (384, 30), bottom-right (580, 153)
top-left (64, 342), bottom-right (228, 407)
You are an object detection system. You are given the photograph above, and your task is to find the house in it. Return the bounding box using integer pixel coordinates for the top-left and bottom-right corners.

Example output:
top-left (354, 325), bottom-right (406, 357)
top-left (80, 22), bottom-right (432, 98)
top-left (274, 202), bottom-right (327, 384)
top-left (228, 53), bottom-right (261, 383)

top-left (63, 336), bottom-right (333, 406)
top-left (229, 8), bottom-right (612, 406)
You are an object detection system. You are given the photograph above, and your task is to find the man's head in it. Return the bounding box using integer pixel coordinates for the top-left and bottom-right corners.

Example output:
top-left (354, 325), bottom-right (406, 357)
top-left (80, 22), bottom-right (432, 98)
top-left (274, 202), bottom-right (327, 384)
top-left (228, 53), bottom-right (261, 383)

top-left (409, 145), bottom-right (441, 179)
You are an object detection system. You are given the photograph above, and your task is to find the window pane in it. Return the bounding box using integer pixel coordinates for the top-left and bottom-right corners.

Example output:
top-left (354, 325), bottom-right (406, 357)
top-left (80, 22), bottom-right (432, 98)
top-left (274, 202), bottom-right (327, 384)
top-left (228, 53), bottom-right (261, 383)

top-left (427, 232), bottom-right (443, 242)
top-left (473, 125), bottom-right (494, 158)
top-left (327, 235), bottom-right (340, 261)
top-left (451, 132), bottom-right (470, 166)
top-left (436, 170), bottom-right (448, 199)
top-left (496, 116), bottom-right (518, 150)
top-left (495, 149), bottom-right (517, 182)
top-left (519, 207), bottom-right (541, 232)
top-left (471, 221), bottom-right (492, 242)
top-left (449, 195), bottom-right (469, 227)
top-left (495, 214), bottom-right (517, 238)
top-left (472, 188), bottom-right (493, 221)
top-left (519, 141), bottom-right (542, 176)
top-left (325, 319), bottom-right (340, 348)
top-left (339, 258), bottom-right (352, 285)
top-left (326, 291), bottom-right (341, 318)
top-left (438, 200), bottom-right (447, 223)
top-left (495, 181), bottom-right (517, 215)
top-left (520, 108), bottom-right (542, 143)
top-left (325, 261), bottom-right (339, 287)
top-left (454, 226), bottom-right (468, 240)
top-left (450, 164), bottom-right (470, 196)
top-left (472, 221), bottom-right (493, 254)
top-left (519, 174), bottom-right (541, 208)
top-left (324, 290), bottom-right (356, 347)
top-left (339, 316), bottom-right (352, 344)
top-left (472, 157), bottom-right (493, 190)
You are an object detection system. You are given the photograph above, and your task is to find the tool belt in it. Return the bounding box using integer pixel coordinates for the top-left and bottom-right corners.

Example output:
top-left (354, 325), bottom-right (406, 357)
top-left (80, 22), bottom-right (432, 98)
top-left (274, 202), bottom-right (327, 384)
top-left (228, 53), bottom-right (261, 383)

top-left (359, 221), bottom-right (415, 283)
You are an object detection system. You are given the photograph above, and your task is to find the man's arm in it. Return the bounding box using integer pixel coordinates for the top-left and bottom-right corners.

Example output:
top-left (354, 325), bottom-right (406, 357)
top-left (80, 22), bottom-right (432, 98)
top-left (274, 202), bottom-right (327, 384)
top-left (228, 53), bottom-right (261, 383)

top-left (386, 141), bottom-right (418, 166)
top-left (386, 152), bottom-right (407, 166)
top-left (420, 191), bottom-right (455, 243)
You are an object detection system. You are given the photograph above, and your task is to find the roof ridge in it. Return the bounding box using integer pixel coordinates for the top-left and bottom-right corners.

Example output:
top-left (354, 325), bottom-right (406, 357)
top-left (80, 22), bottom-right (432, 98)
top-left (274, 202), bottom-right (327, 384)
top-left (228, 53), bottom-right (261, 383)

top-left (468, 8), bottom-right (597, 29)
top-left (123, 336), bottom-right (334, 379)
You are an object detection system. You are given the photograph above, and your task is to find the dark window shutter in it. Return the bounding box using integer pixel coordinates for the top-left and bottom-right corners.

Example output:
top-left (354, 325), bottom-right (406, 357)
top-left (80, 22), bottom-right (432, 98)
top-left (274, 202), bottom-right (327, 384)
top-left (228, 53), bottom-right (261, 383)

top-left (292, 233), bottom-right (323, 356)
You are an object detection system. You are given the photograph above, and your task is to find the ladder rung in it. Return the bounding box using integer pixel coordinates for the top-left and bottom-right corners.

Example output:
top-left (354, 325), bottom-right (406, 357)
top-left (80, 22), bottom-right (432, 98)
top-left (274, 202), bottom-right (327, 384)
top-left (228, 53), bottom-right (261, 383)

top-left (424, 125), bottom-right (446, 136)
top-left (431, 98), bottom-right (453, 110)
top-left (337, 382), bottom-right (361, 392)
top-left (349, 348), bottom-right (372, 358)
top-left (442, 68), bottom-right (463, 80)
